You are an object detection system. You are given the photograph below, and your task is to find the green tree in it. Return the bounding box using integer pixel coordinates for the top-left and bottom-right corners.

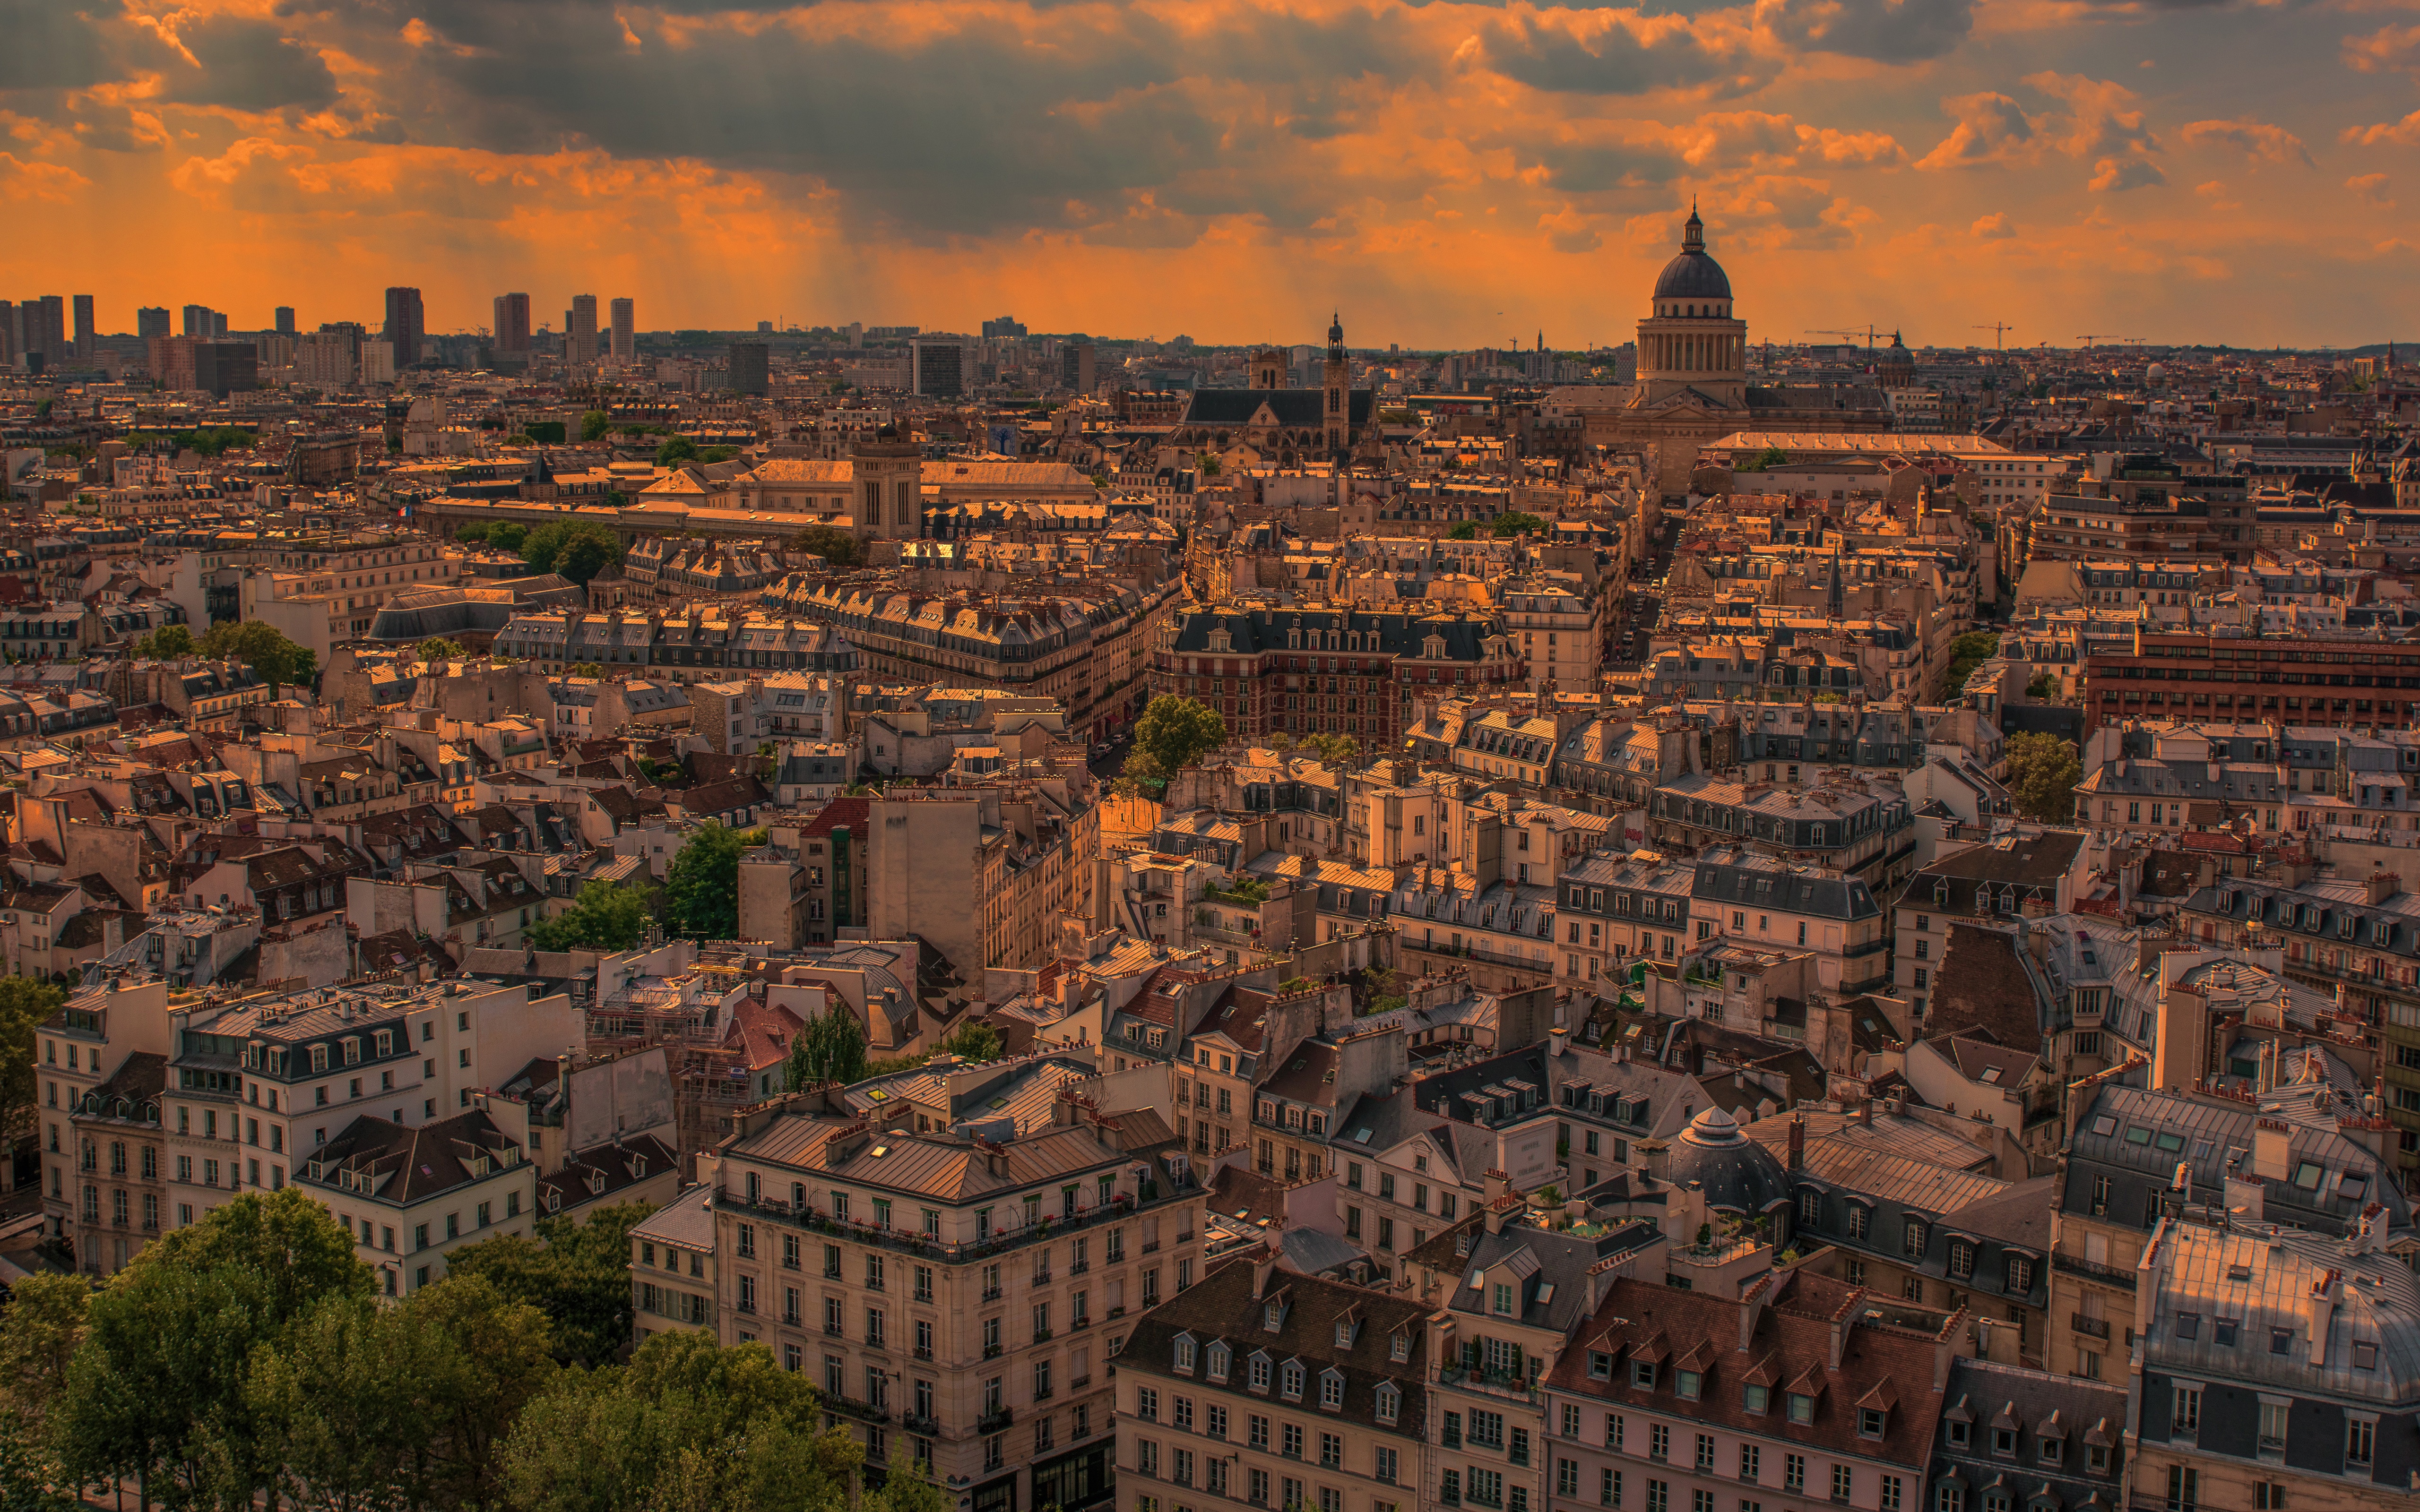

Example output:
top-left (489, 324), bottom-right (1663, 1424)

top-left (406, 1275), bottom-right (560, 1508)
top-left (500, 1332), bottom-right (860, 1512)
top-left (0, 978), bottom-right (65, 1170)
top-left (786, 1000), bottom-right (869, 1091)
top-left (786, 523), bottom-right (864, 567)
top-left (54, 1190), bottom-right (373, 1509)
top-left (527, 880), bottom-right (653, 953)
top-left (654, 435), bottom-right (699, 467)
top-left (2026, 670), bottom-right (2057, 698)
top-left (244, 1294), bottom-right (439, 1512)
top-left (1740, 444), bottom-right (1790, 472)
top-left (1301, 732), bottom-right (1361, 768)
top-left (564, 662), bottom-right (609, 679)
top-left (664, 823), bottom-right (745, 940)
top-left (133, 624), bottom-right (197, 660)
top-left (199, 621), bottom-right (317, 700)
top-left (939, 1020), bottom-right (1003, 1063)
top-left (1447, 520), bottom-right (1478, 539)
top-left (1940, 630), bottom-right (2002, 700)
top-left (0, 1271), bottom-right (88, 1434)
top-left (2007, 731), bottom-right (2083, 824)
top-left (1133, 694), bottom-right (1227, 776)
top-left (445, 1203), bottom-right (657, 1367)
top-left (699, 446), bottom-right (740, 464)
top-left (488, 522), bottom-right (528, 552)
top-left (521, 520), bottom-right (625, 585)
top-left (418, 636), bottom-right (467, 661)
top-left (579, 410), bottom-right (612, 443)
top-left (453, 522), bottom-right (492, 544)
top-left (868, 1466), bottom-right (953, 1512)
top-left (1490, 511), bottom-right (1547, 537)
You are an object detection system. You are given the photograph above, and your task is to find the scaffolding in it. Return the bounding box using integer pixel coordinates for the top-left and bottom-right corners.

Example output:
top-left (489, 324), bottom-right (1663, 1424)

top-left (586, 957), bottom-right (758, 1167)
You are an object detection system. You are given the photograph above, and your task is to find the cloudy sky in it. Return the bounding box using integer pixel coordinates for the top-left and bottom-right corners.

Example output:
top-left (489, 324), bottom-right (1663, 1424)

top-left (6, 0), bottom-right (2416, 349)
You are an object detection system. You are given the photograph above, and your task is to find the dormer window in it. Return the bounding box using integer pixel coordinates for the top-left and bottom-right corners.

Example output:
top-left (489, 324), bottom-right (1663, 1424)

top-left (1248, 1353), bottom-right (1271, 1392)
top-left (1375, 1382), bottom-right (1400, 1425)
top-left (1492, 1282), bottom-right (1516, 1315)
top-left (1174, 1333), bottom-right (1197, 1373)
top-left (1334, 1318), bottom-right (1358, 1348)
top-left (1676, 1370), bottom-right (1702, 1401)
top-left (1280, 1361), bottom-right (1305, 1400)
top-left (1389, 1332), bottom-right (1409, 1364)
top-left (1630, 1359), bottom-right (1656, 1390)
top-left (1947, 1420), bottom-right (1971, 1449)
top-left (1743, 1384), bottom-right (1770, 1414)
top-left (1787, 1392), bottom-right (1815, 1424)
top-left (1859, 1408), bottom-right (1886, 1438)
top-left (1319, 1368), bottom-right (1345, 1410)
top-left (1264, 1299), bottom-right (1288, 1332)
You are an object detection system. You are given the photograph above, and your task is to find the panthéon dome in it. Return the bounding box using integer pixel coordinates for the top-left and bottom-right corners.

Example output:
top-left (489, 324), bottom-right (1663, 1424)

top-left (1652, 206), bottom-right (1733, 303)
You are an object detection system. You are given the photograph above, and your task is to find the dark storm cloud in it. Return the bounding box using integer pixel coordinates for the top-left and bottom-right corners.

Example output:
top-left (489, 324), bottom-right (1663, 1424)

top-left (160, 16), bottom-right (341, 111)
top-left (1754, 0), bottom-right (1975, 64)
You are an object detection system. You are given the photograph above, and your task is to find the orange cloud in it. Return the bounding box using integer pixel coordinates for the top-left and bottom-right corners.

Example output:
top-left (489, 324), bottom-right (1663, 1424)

top-left (2176, 119), bottom-right (2312, 166)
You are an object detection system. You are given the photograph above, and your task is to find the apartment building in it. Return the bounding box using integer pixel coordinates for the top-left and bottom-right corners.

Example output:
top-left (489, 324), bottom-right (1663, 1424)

top-left (2133, 1218), bottom-right (2420, 1512)
top-left (1115, 1259), bottom-right (1429, 1512)
top-left (153, 977), bottom-right (577, 1230)
top-left (1688, 845), bottom-right (1888, 996)
top-left (1645, 771), bottom-right (1916, 891)
top-left (298, 1106), bottom-right (536, 1296)
top-left (1889, 831), bottom-right (2088, 1029)
top-left (700, 1061), bottom-right (1204, 1512)
top-left (2178, 872), bottom-right (2420, 1179)
top-left (2082, 627), bottom-right (2420, 733)
top-left (632, 1186), bottom-right (721, 1337)
top-left (1154, 605), bottom-right (1526, 748)
top-left (241, 539), bottom-right (465, 659)
top-left (1541, 1269), bottom-right (1954, 1512)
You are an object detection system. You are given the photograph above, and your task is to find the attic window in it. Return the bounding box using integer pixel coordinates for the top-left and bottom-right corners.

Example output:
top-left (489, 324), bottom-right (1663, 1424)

top-left (1787, 1392), bottom-right (1815, 1425)
top-left (1264, 1299), bottom-right (1287, 1332)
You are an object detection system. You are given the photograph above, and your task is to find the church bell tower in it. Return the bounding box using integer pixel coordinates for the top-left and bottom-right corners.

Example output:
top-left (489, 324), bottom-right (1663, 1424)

top-left (1322, 312), bottom-right (1349, 455)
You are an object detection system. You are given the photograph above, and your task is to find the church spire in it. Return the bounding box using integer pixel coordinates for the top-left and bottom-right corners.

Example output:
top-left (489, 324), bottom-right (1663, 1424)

top-left (1683, 199), bottom-right (1703, 253)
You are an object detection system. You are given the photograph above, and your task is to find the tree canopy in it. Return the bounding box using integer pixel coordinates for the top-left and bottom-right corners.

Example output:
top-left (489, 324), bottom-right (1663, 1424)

top-left (664, 823), bottom-right (747, 940)
top-left (200, 621), bottom-right (316, 698)
top-left (1299, 731), bottom-right (1362, 768)
top-left (445, 1203), bottom-right (656, 1367)
top-left (2008, 731), bottom-right (2083, 824)
top-left (521, 520), bottom-right (625, 585)
top-left (938, 1020), bottom-right (1003, 1063)
top-left (785, 999), bottom-right (869, 1091)
top-left (786, 523), bottom-right (863, 567)
top-left (527, 879), bottom-right (653, 952)
top-left (654, 436), bottom-right (698, 467)
top-left (579, 410), bottom-right (612, 442)
top-left (1133, 693), bottom-right (1227, 776)
top-left (1490, 511), bottom-right (1547, 537)
top-left (132, 623), bottom-right (197, 660)
top-left (488, 522), bottom-right (529, 552)
top-left (0, 977), bottom-right (64, 1154)
top-left (1941, 630), bottom-right (2003, 701)
top-left (419, 636), bottom-right (468, 661)
top-left (1447, 521), bottom-right (1478, 540)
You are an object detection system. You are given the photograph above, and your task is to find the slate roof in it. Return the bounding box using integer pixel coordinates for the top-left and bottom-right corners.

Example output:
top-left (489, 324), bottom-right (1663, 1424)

top-left (1179, 387), bottom-right (1377, 430)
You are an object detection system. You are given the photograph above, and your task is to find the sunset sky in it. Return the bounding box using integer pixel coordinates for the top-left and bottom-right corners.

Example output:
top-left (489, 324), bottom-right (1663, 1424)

top-left (7, 0), bottom-right (2419, 350)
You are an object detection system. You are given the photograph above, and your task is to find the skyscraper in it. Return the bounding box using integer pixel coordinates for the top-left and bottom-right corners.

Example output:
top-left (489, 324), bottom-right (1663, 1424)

top-left (568, 293), bottom-right (598, 365)
top-left (137, 307), bottom-right (170, 339)
top-left (727, 342), bottom-right (769, 396)
top-left (382, 287), bottom-right (424, 367)
top-left (72, 295), bottom-right (93, 360)
top-left (492, 293), bottom-right (532, 356)
top-left (275, 307), bottom-right (295, 335)
top-left (910, 335), bottom-right (965, 398)
top-left (182, 304), bottom-right (214, 338)
top-left (35, 296), bottom-right (64, 360)
top-left (0, 303), bottom-right (16, 368)
top-left (609, 298), bottom-right (634, 361)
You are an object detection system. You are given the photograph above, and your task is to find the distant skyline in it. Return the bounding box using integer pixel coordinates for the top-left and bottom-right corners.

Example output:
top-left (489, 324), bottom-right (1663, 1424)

top-left (8, 0), bottom-right (2420, 350)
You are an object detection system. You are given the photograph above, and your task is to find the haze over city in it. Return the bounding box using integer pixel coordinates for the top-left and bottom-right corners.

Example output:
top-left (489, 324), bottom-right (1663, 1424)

top-left (9, 0), bottom-right (2420, 345)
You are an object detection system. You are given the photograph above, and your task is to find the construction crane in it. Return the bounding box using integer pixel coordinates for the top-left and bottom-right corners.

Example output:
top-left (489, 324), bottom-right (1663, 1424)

top-left (2075, 335), bottom-right (2141, 350)
top-left (1971, 321), bottom-right (2015, 352)
top-left (1806, 326), bottom-right (1885, 351)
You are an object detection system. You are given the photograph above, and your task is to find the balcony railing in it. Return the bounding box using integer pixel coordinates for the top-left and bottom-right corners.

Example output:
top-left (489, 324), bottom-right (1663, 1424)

top-left (1438, 1366), bottom-right (1539, 1403)
top-left (977, 1408), bottom-right (1014, 1434)
top-left (2071, 1313), bottom-right (2111, 1341)
top-left (717, 1186), bottom-right (1168, 1263)
top-left (903, 1413), bottom-right (940, 1436)
top-left (827, 1395), bottom-right (890, 1425)
top-left (2053, 1251), bottom-right (2137, 1286)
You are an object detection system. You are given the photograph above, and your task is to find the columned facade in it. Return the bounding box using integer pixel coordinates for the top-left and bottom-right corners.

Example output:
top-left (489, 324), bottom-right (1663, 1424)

top-left (1634, 208), bottom-right (1747, 406)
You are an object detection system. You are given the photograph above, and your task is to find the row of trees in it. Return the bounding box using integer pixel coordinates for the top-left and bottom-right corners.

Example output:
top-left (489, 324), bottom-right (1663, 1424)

top-left (452, 519), bottom-right (626, 585)
top-left (0, 1190), bottom-right (950, 1512)
top-left (129, 622), bottom-right (317, 697)
top-left (521, 818), bottom-right (762, 954)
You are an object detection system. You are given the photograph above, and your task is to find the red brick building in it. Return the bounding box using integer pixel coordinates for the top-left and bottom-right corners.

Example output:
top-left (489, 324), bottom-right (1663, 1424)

top-left (1151, 607), bottom-right (1525, 745)
top-left (2083, 627), bottom-right (2420, 732)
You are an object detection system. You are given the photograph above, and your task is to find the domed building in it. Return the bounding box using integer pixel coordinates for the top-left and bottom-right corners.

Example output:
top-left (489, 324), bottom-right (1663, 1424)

top-left (1633, 207), bottom-right (1748, 409)
top-left (1561, 205), bottom-right (1893, 494)
top-left (1662, 1105), bottom-right (1795, 1218)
